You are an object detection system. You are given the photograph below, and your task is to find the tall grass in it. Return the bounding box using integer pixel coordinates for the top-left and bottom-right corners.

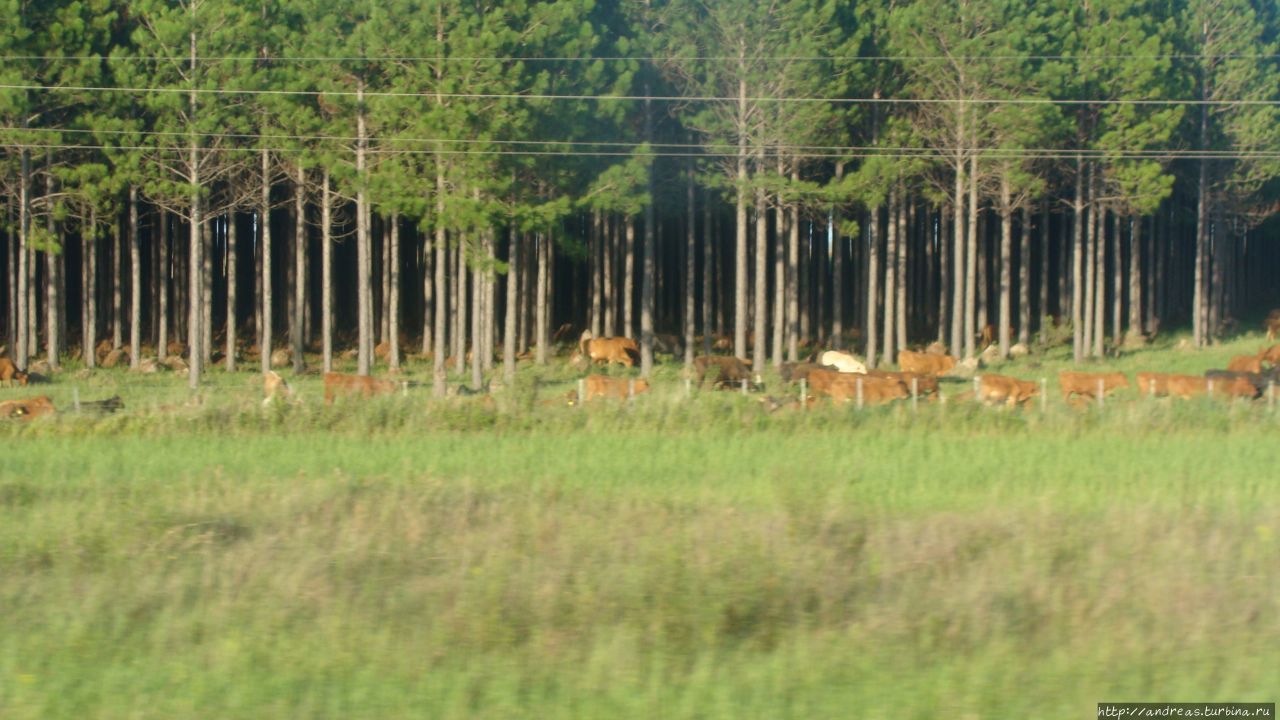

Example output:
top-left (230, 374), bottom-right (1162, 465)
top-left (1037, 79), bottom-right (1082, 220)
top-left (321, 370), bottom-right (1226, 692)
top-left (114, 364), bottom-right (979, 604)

top-left (1, 334), bottom-right (1278, 718)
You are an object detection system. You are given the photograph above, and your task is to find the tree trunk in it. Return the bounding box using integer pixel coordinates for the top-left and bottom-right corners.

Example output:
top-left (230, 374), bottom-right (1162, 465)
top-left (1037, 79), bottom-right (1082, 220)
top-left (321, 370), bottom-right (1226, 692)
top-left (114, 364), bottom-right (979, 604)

top-left (771, 180), bottom-right (785, 365)
top-left (752, 186), bottom-right (768, 369)
top-left (83, 208), bottom-right (97, 368)
top-left (1019, 205), bottom-right (1031, 346)
top-left (703, 198), bottom-right (714, 355)
top-left (831, 175), bottom-right (844, 354)
top-left (471, 233), bottom-right (483, 389)
top-left (1092, 201), bottom-right (1105, 358)
top-left (322, 169), bottom-right (333, 373)
top-left (951, 172), bottom-right (965, 356)
top-left (896, 192), bottom-right (908, 354)
top-left (388, 211), bottom-right (401, 371)
top-left (1129, 216), bottom-right (1142, 336)
top-left (866, 206), bottom-right (879, 368)
top-left (504, 228), bottom-right (518, 383)
top-left (964, 156), bottom-right (979, 359)
top-left (454, 240), bottom-right (467, 374)
top-left (45, 174), bottom-right (60, 368)
top-left (624, 216), bottom-right (636, 340)
top-left (112, 216), bottom-right (123, 351)
top-left (202, 218), bottom-right (213, 364)
top-left (260, 149), bottom-right (273, 374)
top-left (432, 173), bottom-right (447, 395)
top-left (1071, 160), bottom-right (1084, 361)
top-left (225, 207), bottom-right (237, 371)
top-left (356, 79), bottom-right (372, 376)
top-left (998, 176), bottom-right (1013, 359)
top-left (293, 166), bottom-right (306, 373)
top-left (685, 171), bottom-right (696, 367)
top-left (882, 190), bottom-right (897, 365)
top-left (590, 210), bottom-right (602, 338)
top-left (188, 119), bottom-right (203, 389)
top-left (1111, 211), bottom-right (1122, 344)
top-left (535, 232), bottom-right (549, 365)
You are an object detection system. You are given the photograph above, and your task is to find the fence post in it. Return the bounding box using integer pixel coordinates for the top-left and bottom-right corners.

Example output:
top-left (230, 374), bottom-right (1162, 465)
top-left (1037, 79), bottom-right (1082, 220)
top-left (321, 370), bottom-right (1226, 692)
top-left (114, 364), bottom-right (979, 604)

top-left (856, 376), bottom-right (864, 409)
top-left (72, 386), bottom-right (80, 413)
top-left (1149, 378), bottom-right (1156, 399)
top-left (1269, 381), bottom-right (1275, 411)
top-left (1040, 378), bottom-right (1047, 412)
top-left (1096, 378), bottom-right (1104, 408)
top-left (577, 378), bottom-right (585, 406)
top-left (800, 378), bottom-right (807, 409)
top-left (741, 378), bottom-right (748, 396)
top-left (973, 375), bottom-right (981, 404)
top-left (685, 378), bottom-right (691, 399)
top-left (911, 377), bottom-right (919, 412)
top-left (1207, 378), bottom-right (1214, 401)
top-left (628, 378), bottom-right (636, 400)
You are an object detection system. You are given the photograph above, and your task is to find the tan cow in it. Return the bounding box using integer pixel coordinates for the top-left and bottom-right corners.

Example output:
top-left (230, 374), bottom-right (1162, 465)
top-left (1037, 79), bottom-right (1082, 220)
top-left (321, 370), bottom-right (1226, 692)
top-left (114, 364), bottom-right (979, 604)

top-left (865, 369), bottom-right (939, 396)
top-left (1135, 372), bottom-right (1173, 397)
top-left (0, 395), bottom-right (55, 420)
top-left (806, 369), bottom-right (906, 405)
top-left (263, 371), bottom-right (291, 404)
top-left (323, 372), bottom-right (401, 404)
top-left (583, 374), bottom-right (650, 402)
top-left (898, 350), bottom-right (957, 377)
top-left (976, 374), bottom-right (1040, 407)
top-left (573, 332), bottom-right (640, 368)
top-left (1059, 371), bottom-right (1129, 402)
top-left (1166, 374), bottom-right (1258, 400)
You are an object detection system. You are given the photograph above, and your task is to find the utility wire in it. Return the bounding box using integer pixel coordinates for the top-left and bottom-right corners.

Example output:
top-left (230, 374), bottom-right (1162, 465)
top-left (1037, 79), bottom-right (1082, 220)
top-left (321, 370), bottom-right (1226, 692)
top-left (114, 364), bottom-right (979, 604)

top-left (1, 54), bottom-right (1278, 62)
top-left (1, 82), bottom-right (1277, 106)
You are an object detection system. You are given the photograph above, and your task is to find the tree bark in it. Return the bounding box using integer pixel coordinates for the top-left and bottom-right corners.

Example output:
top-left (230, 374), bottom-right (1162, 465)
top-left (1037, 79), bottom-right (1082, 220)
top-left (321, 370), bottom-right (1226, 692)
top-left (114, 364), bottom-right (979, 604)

top-left (998, 176), bottom-right (1013, 359)
top-left (1019, 205), bottom-right (1031, 346)
top-left (432, 172), bottom-right (447, 396)
top-left (454, 240), bottom-right (467, 374)
top-left (471, 231), bottom-right (483, 389)
top-left (703, 197), bottom-right (714, 355)
top-left (356, 79), bottom-right (372, 376)
top-left (46, 171), bottom-right (60, 368)
top-left (1039, 200), bottom-right (1050, 329)
top-left (685, 171), bottom-right (696, 367)
top-left (734, 76), bottom-right (748, 360)
top-left (590, 209), bottom-right (602, 338)
top-left (83, 208), bottom-right (97, 368)
top-left (1092, 198), bottom-right (1105, 357)
top-left (127, 187), bottom-right (140, 369)
top-left (389, 211), bottom-right (401, 371)
top-left (1111, 211), bottom-right (1122, 344)
top-left (882, 189), bottom-right (897, 365)
top-left (535, 231), bottom-right (549, 365)
top-left (753, 186), bottom-right (768, 369)
top-left (951, 171), bottom-right (966, 356)
top-left (1129, 216), bottom-right (1142, 336)
top-left (112, 215), bottom-right (123, 351)
top-left (202, 218), bottom-right (213, 365)
top-left (260, 149), bottom-right (273, 375)
top-left (624, 216), bottom-right (636, 340)
top-left (831, 171), bottom-right (844, 353)
top-left (896, 192), bottom-right (908, 354)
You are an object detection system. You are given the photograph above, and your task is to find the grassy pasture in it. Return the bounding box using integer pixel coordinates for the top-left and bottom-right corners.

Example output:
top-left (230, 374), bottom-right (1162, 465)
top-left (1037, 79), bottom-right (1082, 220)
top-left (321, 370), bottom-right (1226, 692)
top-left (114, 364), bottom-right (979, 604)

top-left (1, 332), bottom-right (1278, 719)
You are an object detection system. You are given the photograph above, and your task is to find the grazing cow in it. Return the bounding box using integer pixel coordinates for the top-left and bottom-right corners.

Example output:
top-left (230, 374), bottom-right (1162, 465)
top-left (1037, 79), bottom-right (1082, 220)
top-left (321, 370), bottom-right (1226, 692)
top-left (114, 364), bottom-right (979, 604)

top-left (806, 368), bottom-right (906, 404)
top-left (1265, 310), bottom-right (1280, 341)
top-left (1135, 372), bottom-right (1173, 397)
top-left (94, 339), bottom-right (113, 364)
top-left (1227, 354), bottom-right (1263, 373)
top-left (1059, 371), bottom-right (1129, 402)
top-left (0, 395), bottom-right (55, 420)
top-left (694, 355), bottom-right (753, 388)
top-left (572, 333), bottom-right (640, 368)
top-left (1167, 373), bottom-right (1258, 400)
top-left (865, 369), bottom-right (939, 396)
top-left (263, 371), bottom-right (291, 404)
top-left (778, 362), bottom-right (832, 384)
top-left (818, 350), bottom-right (867, 374)
top-left (101, 348), bottom-right (129, 369)
top-left (0, 358), bottom-right (28, 387)
top-left (898, 350), bottom-right (957, 377)
top-left (975, 374), bottom-right (1040, 407)
top-left (583, 374), bottom-right (650, 402)
top-left (1204, 369), bottom-right (1270, 399)
top-left (323, 372), bottom-right (401, 404)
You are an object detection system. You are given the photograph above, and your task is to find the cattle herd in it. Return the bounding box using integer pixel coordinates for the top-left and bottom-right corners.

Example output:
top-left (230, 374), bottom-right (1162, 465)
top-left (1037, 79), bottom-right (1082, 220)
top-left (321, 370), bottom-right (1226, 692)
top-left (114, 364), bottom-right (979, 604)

top-left (3, 333), bottom-right (1280, 421)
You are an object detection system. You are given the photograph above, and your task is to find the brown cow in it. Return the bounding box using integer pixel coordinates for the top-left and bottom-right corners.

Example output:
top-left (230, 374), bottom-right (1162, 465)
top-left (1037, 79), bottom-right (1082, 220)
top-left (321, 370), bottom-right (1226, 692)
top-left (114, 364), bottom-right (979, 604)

top-left (583, 374), bottom-right (650, 402)
top-left (573, 334), bottom-right (640, 368)
top-left (1059, 371), bottom-right (1129, 402)
top-left (976, 374), bottom-right (1040, 407)
top-left (898, 349), bottom-right (957, 377)
top-left (0, 395), bottom-right (55, 420)
top-left (865, 369), bottom-right (939, 396)
top-left (323, 372), bottom-right (401, 404)
top-left (694, 355), bottom-right (753, 388)
top-left (1135, 372), bottom-right (1173, 397)
top-left (0, 358), bottom-right (28, 387)
top-left (807, 369), bottom-right (906, 405)
top-left (1227, 354), bottom-right (1263, 373)
top-left (1166, 374), bottom-right (1258, 400)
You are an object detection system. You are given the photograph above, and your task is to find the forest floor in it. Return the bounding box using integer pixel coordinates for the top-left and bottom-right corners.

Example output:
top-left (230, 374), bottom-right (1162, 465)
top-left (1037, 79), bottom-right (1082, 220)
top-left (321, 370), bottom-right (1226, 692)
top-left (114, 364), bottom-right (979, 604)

top-left (1, 330), bottom-right (1278, 719)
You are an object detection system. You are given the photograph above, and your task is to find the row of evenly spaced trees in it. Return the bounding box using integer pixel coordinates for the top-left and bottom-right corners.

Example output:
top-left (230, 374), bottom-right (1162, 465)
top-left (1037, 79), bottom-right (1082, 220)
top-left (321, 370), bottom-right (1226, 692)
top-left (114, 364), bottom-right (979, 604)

top-left (2, 0), bottom-right (1278, 390)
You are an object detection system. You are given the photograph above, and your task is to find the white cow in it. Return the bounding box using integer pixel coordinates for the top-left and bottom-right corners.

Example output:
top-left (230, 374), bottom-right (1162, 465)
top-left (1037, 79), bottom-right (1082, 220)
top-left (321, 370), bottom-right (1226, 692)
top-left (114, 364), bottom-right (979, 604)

top-left (819, 350), bottom-right (867, 374)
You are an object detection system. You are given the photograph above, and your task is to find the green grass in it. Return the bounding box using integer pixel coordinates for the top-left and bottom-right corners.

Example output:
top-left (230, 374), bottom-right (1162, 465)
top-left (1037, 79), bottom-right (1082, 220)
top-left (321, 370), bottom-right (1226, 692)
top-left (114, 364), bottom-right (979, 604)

top-left (1, 331), bottom-right (1278, 718)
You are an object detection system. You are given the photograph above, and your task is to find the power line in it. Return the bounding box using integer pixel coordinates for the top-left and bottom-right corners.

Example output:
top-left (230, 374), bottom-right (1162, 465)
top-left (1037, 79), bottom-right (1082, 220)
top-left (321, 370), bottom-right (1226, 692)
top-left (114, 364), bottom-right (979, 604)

top-left (2, 82), bottom-right (1277, 106)
top-left (6, 141), bottom-right (1278, 161)
top-left (1, 126), bottom-right (1273, 158)
top-left (1, 54), bottom-right (1278, 63)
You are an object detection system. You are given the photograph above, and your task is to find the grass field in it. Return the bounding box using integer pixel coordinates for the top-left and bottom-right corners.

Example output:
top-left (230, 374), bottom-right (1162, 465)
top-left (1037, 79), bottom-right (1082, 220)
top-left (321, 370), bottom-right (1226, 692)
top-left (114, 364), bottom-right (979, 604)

top-left (1, 332), bottom-right (1278, 719)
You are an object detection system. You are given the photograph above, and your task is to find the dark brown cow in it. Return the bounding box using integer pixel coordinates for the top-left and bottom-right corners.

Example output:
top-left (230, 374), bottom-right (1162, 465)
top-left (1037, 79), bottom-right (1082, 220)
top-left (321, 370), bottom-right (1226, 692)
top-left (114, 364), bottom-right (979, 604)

top-left (694, 355), bottom-right (753, 388)
top-left (323, 372), bottom-right (402, 404)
